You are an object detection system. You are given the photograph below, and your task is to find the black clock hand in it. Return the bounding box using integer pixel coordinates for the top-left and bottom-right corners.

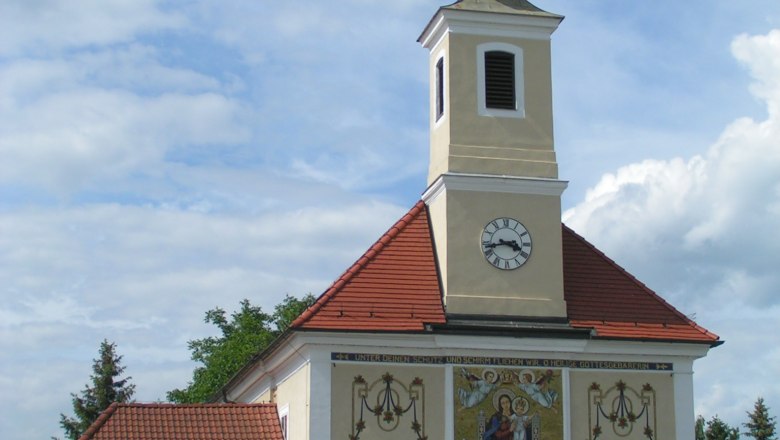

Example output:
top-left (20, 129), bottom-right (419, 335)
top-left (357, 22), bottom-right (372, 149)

top-left (485, 239), bottom-right (522, 251)
top-left (498, 239), bottom-right (521, 251)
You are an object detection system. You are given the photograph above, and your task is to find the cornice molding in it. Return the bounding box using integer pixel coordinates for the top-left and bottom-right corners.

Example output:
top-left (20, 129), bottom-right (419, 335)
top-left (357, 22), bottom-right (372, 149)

top-left (422, 173), bottom-right (568, 205)
top-left (226, 330), bottom-right (711, 401)
top-left (419, 9), bottom-right (562, 50)
top-left (293, 331), bottom-right (712, 359)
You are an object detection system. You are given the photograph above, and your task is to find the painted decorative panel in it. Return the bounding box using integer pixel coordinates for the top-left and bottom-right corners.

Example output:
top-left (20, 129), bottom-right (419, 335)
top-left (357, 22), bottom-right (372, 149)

top-left (588, 380), bottom-right (657, 440)
top-left (350, 373), bottom-right (427, 440)
top-left (454, 367), bottom-right (563, 440)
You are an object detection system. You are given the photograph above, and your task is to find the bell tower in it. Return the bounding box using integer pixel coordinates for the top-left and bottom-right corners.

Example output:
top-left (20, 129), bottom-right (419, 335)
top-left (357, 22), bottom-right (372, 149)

top-left (419, 0), bottom-right (568, 318)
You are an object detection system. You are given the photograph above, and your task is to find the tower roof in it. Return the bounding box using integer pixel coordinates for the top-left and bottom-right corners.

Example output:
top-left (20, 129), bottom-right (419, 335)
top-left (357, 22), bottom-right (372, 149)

top-left (417, 0), bottom-right (564, 71)
top-left (292, 201), bottom-right (720, 345)
top-left (442, 0), bottom-right (563, 19)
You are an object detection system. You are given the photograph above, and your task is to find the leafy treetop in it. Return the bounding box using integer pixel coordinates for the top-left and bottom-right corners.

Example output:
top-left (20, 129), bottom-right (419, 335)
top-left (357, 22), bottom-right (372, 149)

top-left (167, 294), bottom-right (315, 403)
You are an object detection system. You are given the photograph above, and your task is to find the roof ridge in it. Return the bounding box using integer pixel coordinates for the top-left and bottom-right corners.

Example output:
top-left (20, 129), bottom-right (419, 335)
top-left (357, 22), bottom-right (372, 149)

top-left (562, 223), bottom-right (719, 342)
top-left (78, 402), bottom-right (121, 440)
top-left (110, 402), bottom-right (277, 408)
top-left (291, 200), bottom-right (427, 328)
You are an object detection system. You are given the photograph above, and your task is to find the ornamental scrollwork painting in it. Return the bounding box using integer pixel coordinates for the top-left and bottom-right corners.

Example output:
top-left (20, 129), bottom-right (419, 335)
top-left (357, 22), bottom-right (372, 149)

top-left (350, 372), bottom-right (426, 440)
top-left (588, 381), bottom-right (656, 440)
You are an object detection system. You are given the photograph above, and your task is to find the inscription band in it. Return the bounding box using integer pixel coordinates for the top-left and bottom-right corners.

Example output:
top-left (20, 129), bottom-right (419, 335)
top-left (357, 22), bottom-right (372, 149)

top-left (331, 352), bottom-right (672, 371)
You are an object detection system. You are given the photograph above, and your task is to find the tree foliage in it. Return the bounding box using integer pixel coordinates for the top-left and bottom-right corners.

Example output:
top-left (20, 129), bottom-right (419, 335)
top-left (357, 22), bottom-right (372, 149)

top-left (167, 294), bottom-right (316, 403)
top-left (59, 340), bottom-right (135, 440)
top-left (706, 415), bottom-right (741, 440)
top-left (744, 397), bottom-right (777, 440)
top-left (697, 415), bottom-right (708, 440)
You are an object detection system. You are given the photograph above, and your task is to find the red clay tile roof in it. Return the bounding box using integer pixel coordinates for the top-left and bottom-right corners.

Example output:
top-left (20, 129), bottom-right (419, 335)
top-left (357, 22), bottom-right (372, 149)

top-left (291, 201), bottom-right (718, 344)
top-left (292, 200), bottom-right (446, 331)
top-left (78, 402), bottom-right (283, 440)
top-left (562, 224), bottom-right (719, 343)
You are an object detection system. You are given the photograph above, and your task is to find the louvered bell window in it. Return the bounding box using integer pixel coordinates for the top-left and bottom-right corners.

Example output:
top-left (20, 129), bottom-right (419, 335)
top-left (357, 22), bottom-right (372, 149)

top-left (484, 51), bottom-right (516, 110)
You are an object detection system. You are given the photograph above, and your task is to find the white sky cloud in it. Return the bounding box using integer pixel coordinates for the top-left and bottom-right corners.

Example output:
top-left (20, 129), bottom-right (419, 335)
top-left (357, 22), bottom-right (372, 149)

top-left (564, 27), bottom-right (780, 423)
top-left (0, 0), bottom-right (184, 55)
top-left (0, 199), bottom-right (404, 439)
top-left (2, 1), bottom-right (780, 439)
top-left (0, 87), bottom-right (250, 191)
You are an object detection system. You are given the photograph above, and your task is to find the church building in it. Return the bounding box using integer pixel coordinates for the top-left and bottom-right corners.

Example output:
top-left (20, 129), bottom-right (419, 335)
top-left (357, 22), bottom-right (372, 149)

top-left (220, 2), bottom-right (721, 440)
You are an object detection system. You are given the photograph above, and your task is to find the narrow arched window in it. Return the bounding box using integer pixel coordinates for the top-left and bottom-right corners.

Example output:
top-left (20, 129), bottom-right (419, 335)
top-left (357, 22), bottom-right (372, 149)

top-left (435, 57), bottom-right (445, 120)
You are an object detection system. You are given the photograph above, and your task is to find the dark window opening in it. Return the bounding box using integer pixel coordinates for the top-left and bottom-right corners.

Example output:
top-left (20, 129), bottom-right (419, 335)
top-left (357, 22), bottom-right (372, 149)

top-left (484, 50), bottom-right (515, 110)
top-left (435, 57), bottom-right (444, 120)
top-left (280, 414), bottom-right (288, 439)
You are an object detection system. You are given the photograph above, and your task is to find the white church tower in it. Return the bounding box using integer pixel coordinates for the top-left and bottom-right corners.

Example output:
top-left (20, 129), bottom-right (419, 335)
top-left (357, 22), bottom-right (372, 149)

top-left (419, 0), bottom-right (567, 318)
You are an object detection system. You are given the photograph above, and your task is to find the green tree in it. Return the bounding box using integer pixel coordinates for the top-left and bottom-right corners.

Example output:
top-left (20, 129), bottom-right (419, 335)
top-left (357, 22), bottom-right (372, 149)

top-left (744, 397), bottom-right (776, 440)
top-left (272, 293), bottom-right (316, 332)
top-left (697, 415), bottom-right (707, 440)
top-left (167, 294), bottom-right (316, 403)
top-left (706, 415), bottom-right (740, 440)
top-left (59, 340), bottom-right (135, 440)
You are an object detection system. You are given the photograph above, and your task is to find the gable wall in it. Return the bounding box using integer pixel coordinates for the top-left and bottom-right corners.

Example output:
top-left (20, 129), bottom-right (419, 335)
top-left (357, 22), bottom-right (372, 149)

top-left (270, 363), bottom-right (310, 440)
top-left (310, 333), bottom-right (706, 440)
top-left (227, 341), bottom-right (315, 440)
top-left (229, 333), bottom-right (706, 440)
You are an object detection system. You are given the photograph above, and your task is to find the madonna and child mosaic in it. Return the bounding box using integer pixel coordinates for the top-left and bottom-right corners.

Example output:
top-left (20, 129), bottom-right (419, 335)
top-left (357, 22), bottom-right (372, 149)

top-left (454, 367), bottom-right (563, 440)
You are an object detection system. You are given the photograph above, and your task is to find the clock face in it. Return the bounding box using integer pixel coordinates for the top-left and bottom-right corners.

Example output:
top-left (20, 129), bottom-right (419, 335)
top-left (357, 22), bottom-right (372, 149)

top-left (481, 217), bottom-right (532, 270)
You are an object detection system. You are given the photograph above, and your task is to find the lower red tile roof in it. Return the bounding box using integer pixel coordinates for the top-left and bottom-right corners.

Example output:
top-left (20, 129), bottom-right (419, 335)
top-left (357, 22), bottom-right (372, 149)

top-left (78, 402), bottom-right (283, 440)
top-left (291, 201), bottom-right (719, 345)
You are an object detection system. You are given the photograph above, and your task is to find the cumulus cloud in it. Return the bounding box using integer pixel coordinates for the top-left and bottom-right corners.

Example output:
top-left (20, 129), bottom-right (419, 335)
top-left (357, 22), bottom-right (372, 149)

top-left (564, 29), bottom-right (780, 423)
top-left (733, 30), bottom-right (780, 116)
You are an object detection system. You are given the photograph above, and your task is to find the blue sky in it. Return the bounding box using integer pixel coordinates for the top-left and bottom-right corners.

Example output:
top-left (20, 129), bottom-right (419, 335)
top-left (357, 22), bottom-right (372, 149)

top-left (2, 1), bottom-right (780, 439)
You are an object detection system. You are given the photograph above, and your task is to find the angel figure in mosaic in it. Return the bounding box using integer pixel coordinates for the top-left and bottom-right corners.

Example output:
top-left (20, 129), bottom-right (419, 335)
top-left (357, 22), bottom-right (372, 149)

top-left (458, 367), bottom-right (497, 409)
top-left (515, 370), bottom-right (558, 412)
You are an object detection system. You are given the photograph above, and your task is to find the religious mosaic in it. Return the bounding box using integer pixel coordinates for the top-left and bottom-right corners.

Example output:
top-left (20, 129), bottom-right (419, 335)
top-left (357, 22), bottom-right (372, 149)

top-left (588, 380), bottom-right (656, 440)
top-left (350, 372), bottom-right (426, 440)
top-left (454, 367), bottom-right (563, 440)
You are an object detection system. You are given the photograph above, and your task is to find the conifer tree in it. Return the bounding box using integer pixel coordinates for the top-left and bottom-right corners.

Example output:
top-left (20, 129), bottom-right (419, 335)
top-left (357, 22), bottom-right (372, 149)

top-left (706, 415), bottom-right (740, 440)
top-left (59, 340), bottom-right (135, 440)
top-left (697, 415), bottom-right (707, 440)
top-left (744, 397), bottom-right (776, 440)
